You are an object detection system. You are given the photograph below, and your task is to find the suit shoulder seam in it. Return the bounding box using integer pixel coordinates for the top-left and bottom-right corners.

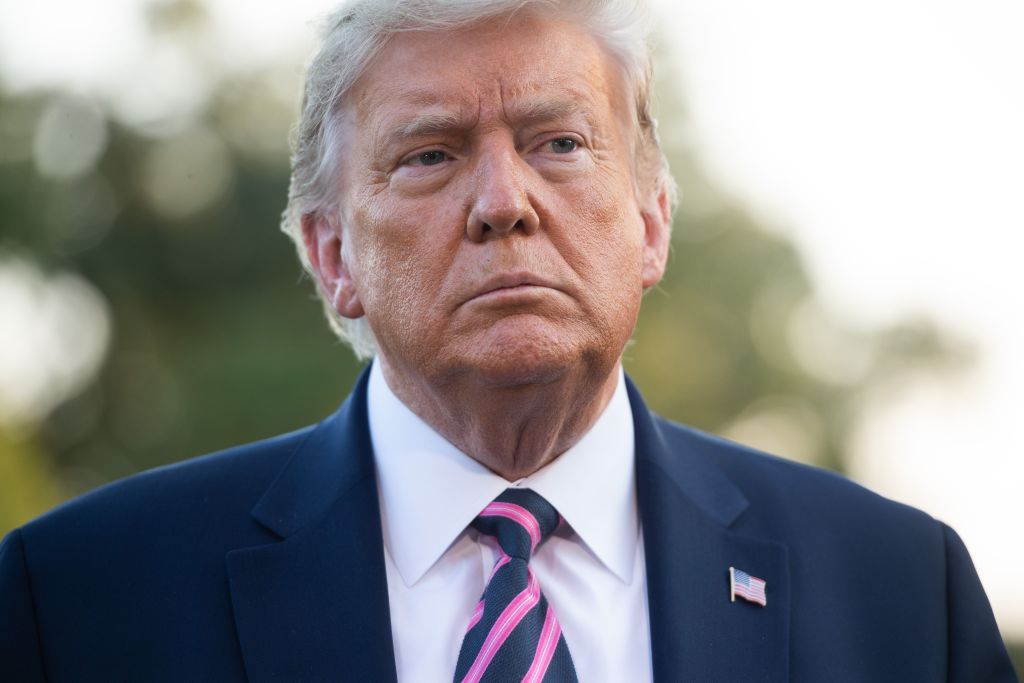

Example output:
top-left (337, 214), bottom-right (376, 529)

top-left (12, 528), bottom-right (51, 681)
top-left (939, 519), bottom-right (953, 682)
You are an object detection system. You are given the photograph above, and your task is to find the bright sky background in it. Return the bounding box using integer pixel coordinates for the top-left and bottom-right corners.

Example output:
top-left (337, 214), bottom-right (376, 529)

top-left (654, 0), bottom-right (1024, 640)
top-left (1, 0), bottom-right (1022, 638)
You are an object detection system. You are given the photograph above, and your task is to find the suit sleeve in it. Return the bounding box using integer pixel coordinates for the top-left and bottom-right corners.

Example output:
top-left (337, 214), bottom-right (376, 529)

top-left (941, 522), bottom-right (1019, 682)
top-left (0, 529), bottom-right (47, 682)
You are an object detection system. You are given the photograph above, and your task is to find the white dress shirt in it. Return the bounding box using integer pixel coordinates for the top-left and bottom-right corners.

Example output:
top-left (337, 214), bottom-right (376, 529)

top-left (367, 361), bottom-right (653, 683)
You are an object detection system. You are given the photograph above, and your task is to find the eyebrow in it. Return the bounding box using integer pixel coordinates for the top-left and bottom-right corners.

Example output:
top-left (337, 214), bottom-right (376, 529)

top-left (376, 91), bottom-right (599, 151)
top-left (506, 96), bottom-right (594, 128)
top-left (393, 111), bottom-right (469, 140)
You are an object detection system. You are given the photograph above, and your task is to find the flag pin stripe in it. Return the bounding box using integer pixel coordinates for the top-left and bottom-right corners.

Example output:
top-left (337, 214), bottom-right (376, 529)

top-left (729, 566), bottom-right (767, 607)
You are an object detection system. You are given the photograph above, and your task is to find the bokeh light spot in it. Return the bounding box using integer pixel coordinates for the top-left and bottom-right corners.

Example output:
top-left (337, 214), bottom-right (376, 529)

top-left (0, 254), bottom-right (111, 427)
top-left (32, 96), bottom-right (108, 180)
top-left (141, 124), bottom-right (234, 220)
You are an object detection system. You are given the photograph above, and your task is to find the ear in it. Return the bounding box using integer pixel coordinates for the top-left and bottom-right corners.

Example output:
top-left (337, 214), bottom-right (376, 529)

top-left (639, 185), bottom-right (671, 289)
top-left (300, 211), bottom-right (365, 319)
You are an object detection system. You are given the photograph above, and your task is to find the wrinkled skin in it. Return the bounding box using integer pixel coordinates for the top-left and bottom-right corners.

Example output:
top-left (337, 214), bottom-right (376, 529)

top-left (303, 11), bottom-right (670, 479)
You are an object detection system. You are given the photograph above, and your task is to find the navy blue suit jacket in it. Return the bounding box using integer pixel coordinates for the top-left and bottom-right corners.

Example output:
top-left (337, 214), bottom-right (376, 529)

top-left (1, 370), bottom-right (1016, 681)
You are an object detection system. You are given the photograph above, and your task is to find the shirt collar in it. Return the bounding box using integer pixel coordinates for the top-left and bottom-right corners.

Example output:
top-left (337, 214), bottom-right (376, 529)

top-left (367, 360), bottom-right (639, 587)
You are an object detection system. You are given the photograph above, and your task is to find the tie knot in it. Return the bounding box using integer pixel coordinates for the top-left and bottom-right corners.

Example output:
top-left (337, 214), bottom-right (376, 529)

top-left (471, 488), bottom-right (560, 561)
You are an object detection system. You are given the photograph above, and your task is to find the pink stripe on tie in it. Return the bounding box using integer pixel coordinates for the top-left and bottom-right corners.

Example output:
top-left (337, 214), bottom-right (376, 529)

top-left (466, 600), bottom-right (485, 633)
top-left (465, 552), bottom-right (511, 634)
top-left (460, 571), bottom-right (541, 683)
top-left (488, 551), bottom-right (511, 583)
top-left (521, 604), bottom-right (561, 683)
top-left (480, 502), bottom-right (541, 553)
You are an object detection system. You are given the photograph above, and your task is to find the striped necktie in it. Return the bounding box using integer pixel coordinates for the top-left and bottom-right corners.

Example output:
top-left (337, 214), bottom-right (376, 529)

top-left (453, 488), bottom-right (578, 683)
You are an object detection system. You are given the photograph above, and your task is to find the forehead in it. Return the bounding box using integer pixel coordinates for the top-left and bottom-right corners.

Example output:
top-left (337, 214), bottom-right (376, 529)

top-left (344, 12), bottom-right (627, 131)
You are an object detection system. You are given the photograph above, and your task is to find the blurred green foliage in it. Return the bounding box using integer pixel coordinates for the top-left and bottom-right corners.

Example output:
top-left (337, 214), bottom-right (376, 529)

top-left (0, 4), bottom-right (968, 541)
top-left (1008, 642), bottom-right (1024, 679)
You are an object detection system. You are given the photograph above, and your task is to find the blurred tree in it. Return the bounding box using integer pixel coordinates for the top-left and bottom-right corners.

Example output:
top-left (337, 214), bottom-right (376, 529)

top-left (1007, 643), bottom-right (1024, 680)
top-left (0, 428), bottom-right (61, 530)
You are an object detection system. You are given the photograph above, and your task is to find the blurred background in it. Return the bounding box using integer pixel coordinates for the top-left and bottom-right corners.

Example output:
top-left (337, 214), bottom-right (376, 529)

top-left (0, 0), bottom-right (1020, 669)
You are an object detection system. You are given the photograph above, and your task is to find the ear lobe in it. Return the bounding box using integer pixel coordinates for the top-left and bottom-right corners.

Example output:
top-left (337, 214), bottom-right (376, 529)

top-left (639, 186), bottom-right (671, 289)
top-left (300, 211), bottom-right (365, 319)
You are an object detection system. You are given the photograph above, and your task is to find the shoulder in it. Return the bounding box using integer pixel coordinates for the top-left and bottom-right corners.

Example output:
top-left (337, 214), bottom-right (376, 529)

top-left (652, 415), bottom-right (943, 544)
top-left (16, 424), bottom-right (317, 554)
top-left (649, 417), bottom-right (1017, 679)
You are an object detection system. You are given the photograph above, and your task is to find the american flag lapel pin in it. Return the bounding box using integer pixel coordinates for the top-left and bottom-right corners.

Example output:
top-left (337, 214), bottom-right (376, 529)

top-left (729, 566), bottom-right (767, 607)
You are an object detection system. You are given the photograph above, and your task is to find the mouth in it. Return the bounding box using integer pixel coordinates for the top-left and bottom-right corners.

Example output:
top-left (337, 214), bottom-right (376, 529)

top-left (465, 272), bottom-right (562, 305)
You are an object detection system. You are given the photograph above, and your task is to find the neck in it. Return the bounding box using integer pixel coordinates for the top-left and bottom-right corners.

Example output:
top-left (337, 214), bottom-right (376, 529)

top-left (377, 356), bottom-right (621, 481)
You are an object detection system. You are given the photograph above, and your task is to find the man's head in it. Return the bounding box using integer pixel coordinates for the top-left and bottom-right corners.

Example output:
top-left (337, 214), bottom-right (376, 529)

top-left (285, 0), bottom-right (674, 390)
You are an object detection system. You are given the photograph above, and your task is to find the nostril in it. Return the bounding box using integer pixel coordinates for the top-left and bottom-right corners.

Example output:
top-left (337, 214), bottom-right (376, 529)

top-left (473, 217), bottom-right (529, 239)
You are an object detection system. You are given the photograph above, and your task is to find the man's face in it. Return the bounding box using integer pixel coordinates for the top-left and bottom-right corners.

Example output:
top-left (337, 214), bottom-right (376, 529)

top-left (309, 12), bottom-right (669, 387)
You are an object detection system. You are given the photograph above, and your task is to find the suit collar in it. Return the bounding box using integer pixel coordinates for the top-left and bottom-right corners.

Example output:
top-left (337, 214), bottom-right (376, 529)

top-left (248, 368), bottom-right (376, 539)
top-left (627, 376), bottom-right (749, 528)
top-left (227, 366), bottom-right (398, 682)
top-left (627, 377), bottom-right (791, 682)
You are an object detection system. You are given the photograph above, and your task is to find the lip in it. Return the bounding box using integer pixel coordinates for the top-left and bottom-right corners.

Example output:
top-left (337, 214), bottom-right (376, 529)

top-left (465, 272), bottom-right (562, 304)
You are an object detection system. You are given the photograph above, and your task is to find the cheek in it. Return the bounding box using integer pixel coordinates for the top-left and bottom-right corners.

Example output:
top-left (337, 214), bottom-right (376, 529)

top-left (347, 195), bottom-right (461, 322)
top-left (556, 171), bottom-right (647, 290)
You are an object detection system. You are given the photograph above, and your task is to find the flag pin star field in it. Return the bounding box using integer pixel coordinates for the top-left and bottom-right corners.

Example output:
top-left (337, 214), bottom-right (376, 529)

top-left (729, 567), bottom-right (767, 607)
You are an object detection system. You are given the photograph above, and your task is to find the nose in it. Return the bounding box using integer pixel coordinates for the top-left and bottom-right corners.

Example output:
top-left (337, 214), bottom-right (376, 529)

top-left (465, 143), bottom-right (540, 242)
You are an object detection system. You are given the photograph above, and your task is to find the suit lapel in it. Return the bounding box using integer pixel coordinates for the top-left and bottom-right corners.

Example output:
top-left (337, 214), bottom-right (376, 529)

top-left (226, 368), bottom-right (398, 682)
top-left (628, 379), bottom-right (791, 682)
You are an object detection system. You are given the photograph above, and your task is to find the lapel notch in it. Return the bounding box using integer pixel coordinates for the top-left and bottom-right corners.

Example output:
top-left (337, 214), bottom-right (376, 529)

top-left (627, 378), bottom-right (791, 682)
top-left (226, 367), bottom-right (398, 682)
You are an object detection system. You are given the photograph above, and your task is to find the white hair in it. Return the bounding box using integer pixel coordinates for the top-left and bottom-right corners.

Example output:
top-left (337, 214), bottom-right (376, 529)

top-left (281, 0), bottom-right (677, 359)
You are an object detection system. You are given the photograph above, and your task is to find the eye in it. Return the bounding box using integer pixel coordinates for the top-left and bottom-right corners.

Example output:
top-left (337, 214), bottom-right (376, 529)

top-left (548, 138), bottom-right (578, 154)
top-left (414, 150), bottom-right (448, 166)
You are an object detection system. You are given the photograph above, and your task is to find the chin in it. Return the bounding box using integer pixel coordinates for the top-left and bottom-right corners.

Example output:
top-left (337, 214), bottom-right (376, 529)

top-left (446, 317), bottom-right (612, 389)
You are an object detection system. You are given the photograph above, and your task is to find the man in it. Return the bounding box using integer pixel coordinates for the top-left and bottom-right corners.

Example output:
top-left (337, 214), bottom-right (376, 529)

top-left (0, 0), bottom-right (1016, 681)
